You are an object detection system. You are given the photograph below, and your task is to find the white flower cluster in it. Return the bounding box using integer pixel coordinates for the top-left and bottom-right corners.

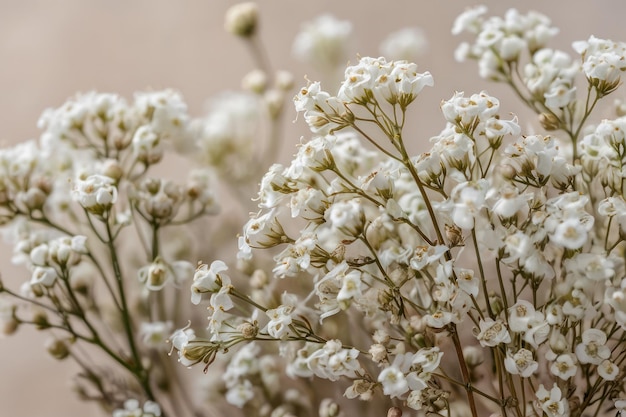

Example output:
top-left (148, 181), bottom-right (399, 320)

top-left (173, 7), bottom-right (626, 417)
top-left (112, 399), bottom-right (161, 417)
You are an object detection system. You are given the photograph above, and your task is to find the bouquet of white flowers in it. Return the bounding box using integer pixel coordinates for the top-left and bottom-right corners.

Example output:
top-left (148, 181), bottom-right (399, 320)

top-left (2, 3), bottom-right (626, 417)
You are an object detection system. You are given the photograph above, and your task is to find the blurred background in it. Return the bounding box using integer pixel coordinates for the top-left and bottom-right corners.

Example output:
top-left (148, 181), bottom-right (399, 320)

top-left (0, 1), bottom-right (624, 415)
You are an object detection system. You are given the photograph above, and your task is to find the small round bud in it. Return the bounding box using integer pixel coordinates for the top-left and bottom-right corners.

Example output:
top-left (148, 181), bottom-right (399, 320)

top-left (242, 69), bottom-right (268, 94)
top-left (102, 159), bottom-right (124, 182)
top-left (539, 112), bottom-right (560, 131)
top-left (22, 187), bottom-right (47, 211)
top-left (319, 399), bottom-right (341, 417)
top-left (615, 99), bottom-right (626, 117)
top-left (369, 343), bottom-right (387, 363)
top-left (498, 163), bottom-right (517, 180)
top-left (46, 337), bottom-right (70, 360)
top-left (1, 315), bottom-right (19, 336)
top-left (463, 345), bottom-right (484, 368)
top-left (489, 292), bottom-right (504, 316)
top-left (237, 321), bottom-right (258, 339)
top-left (387, 407), bottom-right (403, 417)
top-left (275, 70), bottom-right (294, 91)
top-left (224, 2), bottom-right (259, 38)
top-left (264, 89), bottom-right (285, 119)
top-left (31, 307), bottom-right (50, 330)
top-left (250, 269), bottom-right (268, 289)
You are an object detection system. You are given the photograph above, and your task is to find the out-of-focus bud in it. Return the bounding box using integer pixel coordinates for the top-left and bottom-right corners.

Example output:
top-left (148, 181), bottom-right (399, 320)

top-left (615, 99), bottom-right (626, 117)
top-left (275, 70), bottom-right (294, 91)
top-left (102, 159), bottom-right (124, 182)
top-left (264, 89), bottom-right (285, 119)
top-left (31, 307), bottom-right (49, 330)
top-left (237, 321), bottom-right (258, 339)
top-left (539, 112), bottom-right (560, 131)
top-left (387, 407), bottom-right (402, 417)
top-left (489, 292), bottom-right (504, 316)
top-left (319, 399), bottom-right (342, 417)
top-left (46, 337), bottom-right (70, 360)
top-left (224, 2), bottom-right (259, 38)
top-left (242, 69), bottom-right (268, 94)
top-left (463, 345), bottom-right (484, 368)
top-left (497, 163), bottom-right (517, 181)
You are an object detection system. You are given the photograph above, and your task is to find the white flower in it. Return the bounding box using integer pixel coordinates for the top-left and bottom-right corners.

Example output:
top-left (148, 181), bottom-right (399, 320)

top-left (536, 383), bottom-right (569, 417)
top-left (476, 318), bottom-right (511, 347)
top-left (265, 305), bottom-right (293, 339)
top-left (31, 266), bottom-right (58, 287)
top-left (138, 259), bottom-right (192, 291)
top-left (448, 180), bottom-right (489, 230)
top-left (550, 217), bottom-right (590, 249)
top-left (550, 353), bottom-right (578, 380)
top-left (306, 339), bottom-right (362, 381)
top-left (409, 245), bottom-right (447, 271)
top-left (140, 321), bottom-right (173, 349)
top-left (380, 27), bottom-right (428, 62)
top-left (325, 198), bottom-right (364, 236)
top-left (225, 380), bottom-right (255, 408)
top-left (452, 5), bottom-right (487, 35)
top-left (575, 328), bottom-right (610, 365)
top-left (455, 267), bottom-right (478, 297)
top-left (598, 359), bottom-right (619, 381)
top-left (72, 174), bottom-right (118, 214)
top-left (169, 327), bottom-right (196, 367)
top-left (190, 260), bottom-right (230, 305)
top-left (378, 365), bottom-right (409, 399)
top-left (507, 300), bottom-right (538, 333)
top-left (293, 14), bottom-right (353, 73)
top-left (112, 399), bottom-right (162, 417)
top-left (504, 348), bottom-right (538, 377)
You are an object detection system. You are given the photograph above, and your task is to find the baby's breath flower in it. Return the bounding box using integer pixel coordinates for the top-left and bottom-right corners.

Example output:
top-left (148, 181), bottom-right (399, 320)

top-left (224, 2), bottom-right (258, 37)
top-left (380, 27), bottom-right (428, 62)
top-left (190, 260), bottom-right (231, 305)
top-left (476, 318), bottom-right (511, 347)
top-left (504, 348), bottom-right (538, 377)
top-left (292, 14), bottom-right (352, 74)
top-left (72, 174), bottom-right (118, 215)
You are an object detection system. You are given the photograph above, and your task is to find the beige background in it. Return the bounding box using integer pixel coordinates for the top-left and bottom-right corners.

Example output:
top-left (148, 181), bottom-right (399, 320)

top-left (0, 1), bottom-right (624, 416)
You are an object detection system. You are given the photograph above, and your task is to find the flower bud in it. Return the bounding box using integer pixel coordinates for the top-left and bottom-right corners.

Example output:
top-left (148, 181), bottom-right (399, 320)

top-left (387, 407), bottom-right (402, 417)
top-left (549, 330), bottom-right (569, 354)
top-left (242, 69), bottom-right (268, 94)
top-left (369, 343), bottom-right (388, 363)
top-left (489, 292), bottom-right (504, 316)
top-left (463, 345), bottom-right (484, 368)
top-left (275, 70), bottom-right (294, 91)
top-left (102, 159), bottom-right (124, 182)
top-left (31, 307), bottom-right (49, 330)
top-left (46, 337), bottom-right (70, 360)
top-left (539, 112), bottom-right (560, 131)
top-left (320, 399), bottom-right (341, 417)
top-left (224, 2), bottom-right (259, 37)
top-left (1, 315), bottom-right (19, 336)
top-left (237, 321), bottom-right (258, 339)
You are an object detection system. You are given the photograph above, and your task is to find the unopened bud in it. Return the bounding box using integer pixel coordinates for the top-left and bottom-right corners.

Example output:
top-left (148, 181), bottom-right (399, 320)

top-left (46, 337), bottom-right (70, 360)
top-left (489, 292), bottom-right (504, 316)
top-left (497, 163), bottom-right (517, 181)
top-left (539, 112), bottom-right (560, 131)
top-left (242, 69), bottom-right (268, 94)
top-left (387, 407), bottom-right (402, 417)
top-left (31, 308), bottom-right (49, 330)
top-left (237, 321), bottom-right (258, 339)
top-left (224, 2), bottom-right (259, 37)
top-left (275, 70), bottom-right (294, 91)
top-left (102, 159), bottom-right (124, 182)
top-left (463, 345), bottom-right (484, 368)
